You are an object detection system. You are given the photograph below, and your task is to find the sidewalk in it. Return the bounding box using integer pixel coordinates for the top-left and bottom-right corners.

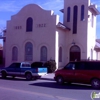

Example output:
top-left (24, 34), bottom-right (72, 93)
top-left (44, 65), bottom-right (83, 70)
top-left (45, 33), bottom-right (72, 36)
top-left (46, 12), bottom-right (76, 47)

top-left (41, 73), bottom-right (55, 80)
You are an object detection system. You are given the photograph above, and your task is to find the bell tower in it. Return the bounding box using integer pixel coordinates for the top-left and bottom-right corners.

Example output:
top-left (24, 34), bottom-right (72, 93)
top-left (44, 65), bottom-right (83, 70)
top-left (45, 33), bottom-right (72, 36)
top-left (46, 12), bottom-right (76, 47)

top-left (62, 0), bottom-right (100, 60)
top-left (63, 0), bottom-right (90, 34)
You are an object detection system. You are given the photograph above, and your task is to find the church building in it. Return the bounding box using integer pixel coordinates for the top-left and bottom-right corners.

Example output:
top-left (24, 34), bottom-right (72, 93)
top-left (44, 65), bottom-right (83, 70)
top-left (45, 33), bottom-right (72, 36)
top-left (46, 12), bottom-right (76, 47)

top-left (2, 0), bottom-right (100, 68)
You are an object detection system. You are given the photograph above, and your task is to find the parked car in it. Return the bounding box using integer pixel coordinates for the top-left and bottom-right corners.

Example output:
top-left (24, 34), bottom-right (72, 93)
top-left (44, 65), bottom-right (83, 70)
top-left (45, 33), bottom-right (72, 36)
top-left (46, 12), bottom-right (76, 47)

top-left (0, 62), bottom-right (47, 80)
top-left (54, 61), bottom-right (100, 89)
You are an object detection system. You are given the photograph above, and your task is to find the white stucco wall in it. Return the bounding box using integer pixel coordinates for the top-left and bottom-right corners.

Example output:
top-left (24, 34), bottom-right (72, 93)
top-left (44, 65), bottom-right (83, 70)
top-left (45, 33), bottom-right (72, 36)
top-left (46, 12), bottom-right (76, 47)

top-left (5, 4), bottom-right (57, 66)
top-left (87, 9), bottom-right (97, 60)
top-left (57, 28), bottom-right (66, 67)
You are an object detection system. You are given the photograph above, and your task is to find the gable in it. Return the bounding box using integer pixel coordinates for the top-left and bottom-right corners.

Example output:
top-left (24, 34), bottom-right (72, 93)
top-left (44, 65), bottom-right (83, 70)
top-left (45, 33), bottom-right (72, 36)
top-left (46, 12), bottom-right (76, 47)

top-left (11, 4), bottom-right (54, 20)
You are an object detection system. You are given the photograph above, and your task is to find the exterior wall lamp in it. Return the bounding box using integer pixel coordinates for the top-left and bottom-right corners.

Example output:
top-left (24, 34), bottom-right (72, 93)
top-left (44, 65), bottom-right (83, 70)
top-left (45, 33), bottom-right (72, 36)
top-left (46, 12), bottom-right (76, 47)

top-left (71, 40), bottom-right (76, 45)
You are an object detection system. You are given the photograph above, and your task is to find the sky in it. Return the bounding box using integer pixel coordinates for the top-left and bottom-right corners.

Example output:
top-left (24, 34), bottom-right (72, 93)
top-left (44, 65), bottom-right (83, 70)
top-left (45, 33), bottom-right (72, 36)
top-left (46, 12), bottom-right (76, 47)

top-left (0, 0), bottom-right (100, 44)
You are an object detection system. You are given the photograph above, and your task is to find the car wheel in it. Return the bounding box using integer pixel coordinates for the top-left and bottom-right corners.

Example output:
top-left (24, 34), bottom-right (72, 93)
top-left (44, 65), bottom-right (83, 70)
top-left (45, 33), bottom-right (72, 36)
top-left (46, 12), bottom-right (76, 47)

top-left (25, 73), bottom-right (32, 80)
top-left (91, 79), bottom-right (100, 89)
top-left (56, 76), bottom-right (64, 84)
top-left (67, 82), bottom-right (71, 85)
top-left (12, 76), bottom-right (15, 79)
top-left (1, 71), bottom-right (7, 79)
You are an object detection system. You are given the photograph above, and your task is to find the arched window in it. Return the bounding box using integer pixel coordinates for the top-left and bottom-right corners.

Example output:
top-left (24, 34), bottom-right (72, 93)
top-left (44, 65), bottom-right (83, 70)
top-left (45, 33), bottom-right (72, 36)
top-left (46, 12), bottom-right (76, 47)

top-left (59, 47), bottom-right (62, 62)
top-left (73, 6), bottom-right (78, 34)
top-left (40, 46), bottom-right (47, 61)
top-left (26, 17), bottom-right (33, 32)
top-left (81, 5), bottom-right (85, 21)
top-left (70, 45), bottom-right (80, 52)
top-left (12, 46), bottom-right (18, 61)
top-left (25, 42), bottom-right (33, 61)
top-left (67, 7), bottom-right (71, 22)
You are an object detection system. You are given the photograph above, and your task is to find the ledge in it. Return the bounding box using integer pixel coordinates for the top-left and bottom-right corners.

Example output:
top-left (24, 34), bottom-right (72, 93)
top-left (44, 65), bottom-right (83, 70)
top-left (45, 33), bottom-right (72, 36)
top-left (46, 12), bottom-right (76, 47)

top-left (89, 4), bottom-right (100, 15)
top-left (60, 9), bottom-right (64, 13)
top-left (57, 22), bottom-right (70, 31)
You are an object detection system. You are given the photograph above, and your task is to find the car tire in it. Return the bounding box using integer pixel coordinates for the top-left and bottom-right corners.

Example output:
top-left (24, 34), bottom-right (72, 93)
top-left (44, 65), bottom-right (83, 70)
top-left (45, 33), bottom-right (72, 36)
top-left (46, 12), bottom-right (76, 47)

top-left (25, 73), bottom-right (32, 80)
top-left (12, 76), bottom-right (15, 79)
top-left (56, 76), bottom-right (64, 84)
top-left (67, 82), bottom-right (71, 85)
top-left (1, 71), bottom-right (7, 79)
top-left (91, 79), bottom-right (100, 89)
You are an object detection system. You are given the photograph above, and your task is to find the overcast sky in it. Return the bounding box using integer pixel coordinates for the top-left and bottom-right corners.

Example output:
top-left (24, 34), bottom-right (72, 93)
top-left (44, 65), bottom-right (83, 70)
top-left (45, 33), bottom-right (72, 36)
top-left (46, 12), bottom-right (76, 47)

top-left (0, 0), bottom-right (100, 43)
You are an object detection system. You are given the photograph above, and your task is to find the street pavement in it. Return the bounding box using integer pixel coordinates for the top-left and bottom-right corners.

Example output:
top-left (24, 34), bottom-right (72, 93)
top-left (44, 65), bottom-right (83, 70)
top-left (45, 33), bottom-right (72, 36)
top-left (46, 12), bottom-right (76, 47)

top-left (0, 73), bottom-right (77, 100)
top-left (0, 73), bottom-right (100, 100)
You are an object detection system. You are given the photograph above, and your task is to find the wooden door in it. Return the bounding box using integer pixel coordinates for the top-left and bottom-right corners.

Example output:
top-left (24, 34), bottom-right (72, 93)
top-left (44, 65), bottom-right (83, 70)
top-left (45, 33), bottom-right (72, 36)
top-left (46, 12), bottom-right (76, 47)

top-left (70, 45), bottom-right (81, 61)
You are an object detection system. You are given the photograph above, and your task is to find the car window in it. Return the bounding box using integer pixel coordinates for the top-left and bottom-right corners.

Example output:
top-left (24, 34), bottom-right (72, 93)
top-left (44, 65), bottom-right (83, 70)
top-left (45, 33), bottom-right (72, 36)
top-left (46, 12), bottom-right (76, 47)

top-left (95, 62), bottom-right (100, 70)
top-left (75, 62), bottom-right (100, 70)
top-left (64, 63), bottom-right (75, 70)
top-left (75, 62), bottom-right (85, 70)
top-left (8, 63), bottom-right (20, 68)
top-left (8, 63), bottom-right (16, 68)
top-left (15, 63), bottom-right (20, 68)
top-left (22, 64), bottom-right (31, 67)
top-left (85, 62), bottom-right (100, 70)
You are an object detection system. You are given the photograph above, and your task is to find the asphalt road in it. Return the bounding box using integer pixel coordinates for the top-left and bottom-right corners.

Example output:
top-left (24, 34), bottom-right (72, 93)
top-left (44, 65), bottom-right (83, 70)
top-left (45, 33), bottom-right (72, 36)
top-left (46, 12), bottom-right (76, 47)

top-left (0, 75), bottom-right (100, 100)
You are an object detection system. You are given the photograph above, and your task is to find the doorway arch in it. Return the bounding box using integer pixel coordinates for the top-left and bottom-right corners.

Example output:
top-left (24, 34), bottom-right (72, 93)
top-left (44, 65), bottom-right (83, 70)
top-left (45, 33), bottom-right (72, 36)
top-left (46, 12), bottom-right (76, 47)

top-left (70, 45), bottom-right (81, 61)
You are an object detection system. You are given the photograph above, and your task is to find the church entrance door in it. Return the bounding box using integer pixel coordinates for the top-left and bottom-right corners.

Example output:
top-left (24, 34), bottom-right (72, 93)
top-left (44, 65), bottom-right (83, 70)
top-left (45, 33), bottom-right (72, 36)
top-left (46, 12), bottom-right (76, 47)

top-left (70, 45), bottom-right (81, 61)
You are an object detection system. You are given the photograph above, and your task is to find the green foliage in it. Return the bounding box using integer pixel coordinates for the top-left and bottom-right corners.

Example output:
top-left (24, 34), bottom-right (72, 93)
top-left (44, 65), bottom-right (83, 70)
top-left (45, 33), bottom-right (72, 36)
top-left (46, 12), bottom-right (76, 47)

top-left (44, 60), bottom-right (56, 73)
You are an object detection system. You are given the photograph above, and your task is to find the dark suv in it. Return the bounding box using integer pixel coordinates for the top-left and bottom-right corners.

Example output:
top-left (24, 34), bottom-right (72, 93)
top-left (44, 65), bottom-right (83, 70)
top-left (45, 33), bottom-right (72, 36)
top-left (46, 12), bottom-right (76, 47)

top-left (54, 61), bottom-right (100, 89)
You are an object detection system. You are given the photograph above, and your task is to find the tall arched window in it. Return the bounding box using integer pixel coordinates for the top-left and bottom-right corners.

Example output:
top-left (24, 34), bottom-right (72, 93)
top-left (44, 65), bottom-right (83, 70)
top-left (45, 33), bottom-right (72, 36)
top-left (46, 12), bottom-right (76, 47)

top-left (81, 5), bottom-right (85, 21)
top-left (73, 6), bottom-right (78, 34)
top-left (25, 42), bottom-right (33, 61)
top-left (26, 17), bottom-right (33, 32)
top-left (40, 46), bottom-right (47, 61)
top-left (67, 7), bottom-right (71, 22)
top-left (59, 47), bottom-right (62, 62)
top-left (12, 46), bottom-right (18, 61)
